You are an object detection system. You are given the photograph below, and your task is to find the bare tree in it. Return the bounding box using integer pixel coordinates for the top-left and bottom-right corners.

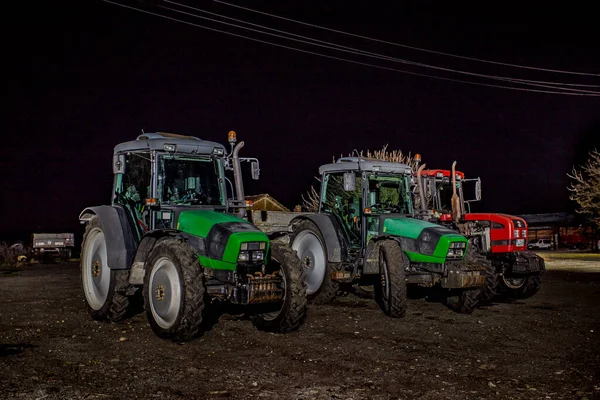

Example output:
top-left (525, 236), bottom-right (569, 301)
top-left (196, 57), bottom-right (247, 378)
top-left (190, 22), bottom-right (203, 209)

top-left (568, 149), bottom-right (600, 228)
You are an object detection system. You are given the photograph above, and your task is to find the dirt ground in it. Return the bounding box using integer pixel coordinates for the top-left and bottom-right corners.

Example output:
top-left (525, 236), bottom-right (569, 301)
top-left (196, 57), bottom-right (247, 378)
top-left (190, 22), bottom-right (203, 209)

top-left (1, 257), bottom-right (599, 400)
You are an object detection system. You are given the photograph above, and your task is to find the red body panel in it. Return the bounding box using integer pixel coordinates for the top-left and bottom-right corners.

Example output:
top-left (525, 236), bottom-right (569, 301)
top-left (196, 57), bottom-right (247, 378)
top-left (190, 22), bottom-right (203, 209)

top-left (439, 213), bottom-right (528, 253)
top-left (464, 213), bottom-right (528, 253)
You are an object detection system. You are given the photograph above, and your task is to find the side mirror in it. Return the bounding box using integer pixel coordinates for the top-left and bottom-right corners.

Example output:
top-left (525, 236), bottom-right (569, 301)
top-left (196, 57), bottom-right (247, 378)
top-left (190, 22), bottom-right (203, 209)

top-left (251, 161), bottom-right (260, 180)
top-left (475, 178), bottom-right (482, 201)
top-left (113, 154), bottom-right (125, 174)
top-left (343, 171), bottom-right (357, 191)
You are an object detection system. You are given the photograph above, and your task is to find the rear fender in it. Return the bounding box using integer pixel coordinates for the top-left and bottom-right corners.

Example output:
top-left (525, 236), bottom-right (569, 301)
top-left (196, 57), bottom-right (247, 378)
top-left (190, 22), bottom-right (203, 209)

top-left (291, 214), bottom-right (347, 263)
top-left (79, 205), bottom-right (137, 270)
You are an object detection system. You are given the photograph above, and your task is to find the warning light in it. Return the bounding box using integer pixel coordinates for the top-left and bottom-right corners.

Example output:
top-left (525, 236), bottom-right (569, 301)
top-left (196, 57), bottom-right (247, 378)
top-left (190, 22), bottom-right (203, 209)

top-left (228, 130), bottom-right (237, 144)
top-left (414, 153), bottom-right (421, 162)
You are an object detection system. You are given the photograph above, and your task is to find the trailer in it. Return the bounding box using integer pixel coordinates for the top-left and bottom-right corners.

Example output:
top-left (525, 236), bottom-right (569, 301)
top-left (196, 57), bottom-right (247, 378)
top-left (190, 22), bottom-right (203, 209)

top-left (32, 233), bottom-right (74, 261)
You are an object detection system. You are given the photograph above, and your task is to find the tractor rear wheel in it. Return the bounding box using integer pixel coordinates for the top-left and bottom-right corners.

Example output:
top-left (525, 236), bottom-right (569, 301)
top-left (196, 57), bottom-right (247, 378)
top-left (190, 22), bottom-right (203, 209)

top-left (374, 240), bottom-right (407, 318)
top-left (80, 216), bottom-right (134, 322)
top-left (250, 242), bottom-right (307, 333)
top-left (291, 220), bottom-right (341, 305)
top-left (143, 237), bottom-right (206, 341)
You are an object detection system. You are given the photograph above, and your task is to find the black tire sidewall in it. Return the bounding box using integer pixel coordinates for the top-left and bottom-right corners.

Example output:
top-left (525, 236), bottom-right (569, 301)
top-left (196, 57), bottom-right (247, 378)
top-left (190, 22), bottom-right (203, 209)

top-left (374, 240), bottom-right (407, 318)
top-left (250, 242), bottom-right (307, 333)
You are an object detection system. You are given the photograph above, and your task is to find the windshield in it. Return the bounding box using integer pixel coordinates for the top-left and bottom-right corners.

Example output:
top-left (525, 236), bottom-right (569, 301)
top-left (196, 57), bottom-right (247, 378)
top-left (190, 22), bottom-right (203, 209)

top-left (367, 174), bottom-right (412, 214)
top-left (429, 179), bottom-right (459, 214)
top-left (157, 154), bottom-right (223, 206)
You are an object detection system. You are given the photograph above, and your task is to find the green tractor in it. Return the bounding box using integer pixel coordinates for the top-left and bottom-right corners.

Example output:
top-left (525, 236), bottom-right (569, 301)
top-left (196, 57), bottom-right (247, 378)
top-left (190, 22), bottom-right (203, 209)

top-left (79, 132), bottom-right (307, 341)
top-left (269, 157), bottom-right (487, 315)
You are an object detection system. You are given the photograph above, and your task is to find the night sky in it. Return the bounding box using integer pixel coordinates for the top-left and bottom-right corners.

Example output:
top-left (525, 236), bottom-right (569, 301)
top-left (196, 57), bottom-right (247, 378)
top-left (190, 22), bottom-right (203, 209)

top-left (3, 0), bottom-right (599, 244)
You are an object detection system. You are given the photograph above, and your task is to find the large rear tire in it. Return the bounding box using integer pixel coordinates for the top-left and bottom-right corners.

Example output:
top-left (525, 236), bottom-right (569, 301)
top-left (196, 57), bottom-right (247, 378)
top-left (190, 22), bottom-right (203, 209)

top-left (250, 242), bottom-right (307, 333)
top-left (374, 240), bottom-right (407, 318)
top-left (143, 237), bottom-right (205, 342)
top-left (81, 216), bottom-right (133, 322)
top-left (291, 220), bottom-right (341, 305)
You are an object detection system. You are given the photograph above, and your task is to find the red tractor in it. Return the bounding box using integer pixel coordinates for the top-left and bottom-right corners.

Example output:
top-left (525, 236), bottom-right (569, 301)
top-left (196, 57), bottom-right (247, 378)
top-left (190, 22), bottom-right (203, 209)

top-left (413, 158), bottom-right (545, 303)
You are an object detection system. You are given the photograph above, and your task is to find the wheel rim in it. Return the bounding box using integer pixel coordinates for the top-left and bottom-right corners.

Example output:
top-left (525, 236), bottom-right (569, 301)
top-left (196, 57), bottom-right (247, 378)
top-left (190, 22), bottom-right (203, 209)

top-left (502, 275), bottom-right (526, 289)
top-left (148, 257), bottom-right (182, 329)
top-left (82, 228), bottom-right (110, 310)
top-left (292, 231), bottom-right (326, 296)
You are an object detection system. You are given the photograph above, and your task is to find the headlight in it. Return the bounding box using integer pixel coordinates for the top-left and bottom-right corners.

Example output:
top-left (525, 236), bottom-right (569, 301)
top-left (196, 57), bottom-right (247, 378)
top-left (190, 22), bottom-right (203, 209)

top-left (514, 230), bottom-right (520, 238)
top-left (239, 242), bottom-right (267, 263)
top-left (238, 251), bottom-right (249, 262)
top-left (449, 242), bottom-right (466, 249)
top-left (522, 230), bottom-right (527, 238)
top-left (447, 248), bottom-right (464, 258)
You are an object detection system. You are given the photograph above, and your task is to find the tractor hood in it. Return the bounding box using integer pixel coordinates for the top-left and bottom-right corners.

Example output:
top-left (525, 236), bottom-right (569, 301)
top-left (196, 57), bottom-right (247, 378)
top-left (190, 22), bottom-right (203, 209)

top-left (177, 209), bottom-right (269, 270)
top-left (379, 215), bottom-right (468, 263)
top-left (464, 213), bottom-right (527, 252)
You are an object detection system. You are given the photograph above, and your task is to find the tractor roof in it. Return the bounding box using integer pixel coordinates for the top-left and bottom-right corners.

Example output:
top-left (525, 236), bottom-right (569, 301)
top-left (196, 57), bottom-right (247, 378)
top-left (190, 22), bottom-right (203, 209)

top-left (319, 157), bottom-right (412, 175)
top-left (114, 132), bottom-right (226, 155)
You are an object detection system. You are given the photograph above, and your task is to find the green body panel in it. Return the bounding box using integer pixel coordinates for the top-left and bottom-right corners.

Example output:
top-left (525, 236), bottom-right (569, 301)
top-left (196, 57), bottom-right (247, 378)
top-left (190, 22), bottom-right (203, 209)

top-left (381, 217), bottom-right (438, 239)
top-left (216, 230), bottom-right (270, 270)
top-left (176, 209), bottom-right (269, 271)
top-left (176, 210), bottom-right (248, 238)
top-left (380, 216), bottom-right (468, 264)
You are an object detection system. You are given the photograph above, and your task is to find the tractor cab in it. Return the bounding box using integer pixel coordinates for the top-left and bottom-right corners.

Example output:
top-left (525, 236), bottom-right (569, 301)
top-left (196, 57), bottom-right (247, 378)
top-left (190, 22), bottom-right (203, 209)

top-left (418, 169), bottom-right (481, 217)
top-left (320, 157), bottom-right (415, 250)
top-left (111, 132), bottom-right (229, 240)
top-left (111, 131), bottom-right (260, 240)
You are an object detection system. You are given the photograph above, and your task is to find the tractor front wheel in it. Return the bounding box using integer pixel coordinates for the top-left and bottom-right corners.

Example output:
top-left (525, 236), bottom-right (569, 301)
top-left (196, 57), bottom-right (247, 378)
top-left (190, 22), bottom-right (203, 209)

top-left (499, 253), bottom-right (545, 299)
top-left (374, 240), bottom-right (407, 318)
top-left (250, 242), bottom-right (307, 333)
top-left (143, 237), bottom-right (206, 341)
top-left (80, 216), bottom-right (134, 322)
top-left (466, 241), bottom-right (498, 307)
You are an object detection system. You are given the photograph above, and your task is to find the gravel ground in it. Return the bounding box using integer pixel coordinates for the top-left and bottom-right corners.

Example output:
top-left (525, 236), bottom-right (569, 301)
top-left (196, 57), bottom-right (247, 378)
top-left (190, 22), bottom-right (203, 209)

top-left (1, 258), bottom-right (599, 400)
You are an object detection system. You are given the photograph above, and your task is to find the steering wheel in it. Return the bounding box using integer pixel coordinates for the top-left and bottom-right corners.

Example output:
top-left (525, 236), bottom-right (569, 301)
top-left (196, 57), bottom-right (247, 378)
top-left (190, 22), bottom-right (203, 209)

top-left (184, 189), bottom-right (208, 205)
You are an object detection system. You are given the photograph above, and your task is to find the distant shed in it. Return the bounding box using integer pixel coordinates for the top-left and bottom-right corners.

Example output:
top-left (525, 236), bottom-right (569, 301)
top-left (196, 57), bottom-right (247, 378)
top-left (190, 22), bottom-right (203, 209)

top-left (246, 194), bottom-right (290, 212)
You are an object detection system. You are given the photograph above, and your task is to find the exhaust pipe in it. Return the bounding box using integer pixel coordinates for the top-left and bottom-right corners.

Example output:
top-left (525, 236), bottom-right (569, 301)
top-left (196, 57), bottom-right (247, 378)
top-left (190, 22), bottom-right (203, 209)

top-left (451, 161), bottom-right (461, 223)
top-left (416, 164), bottom-right (427, 212)
top-left (232, 141), bottom-right (246, 218)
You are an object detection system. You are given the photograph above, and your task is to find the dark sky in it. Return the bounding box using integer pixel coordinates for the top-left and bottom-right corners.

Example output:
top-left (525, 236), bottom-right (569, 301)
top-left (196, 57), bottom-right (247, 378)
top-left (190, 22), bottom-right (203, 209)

top-left (2, 0), bottom-right (599, 243)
